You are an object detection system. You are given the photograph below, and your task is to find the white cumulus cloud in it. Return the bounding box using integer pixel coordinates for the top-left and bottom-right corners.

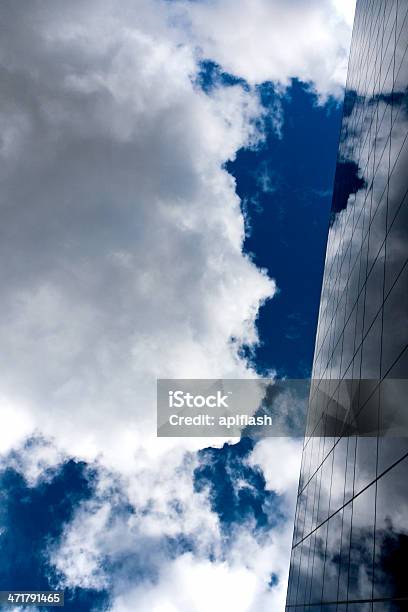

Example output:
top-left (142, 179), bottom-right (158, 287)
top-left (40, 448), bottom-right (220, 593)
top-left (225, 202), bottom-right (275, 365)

top-left (0, 0), bottom-right (275, 468)
top-left (170, 0), bottom-right (355, 98)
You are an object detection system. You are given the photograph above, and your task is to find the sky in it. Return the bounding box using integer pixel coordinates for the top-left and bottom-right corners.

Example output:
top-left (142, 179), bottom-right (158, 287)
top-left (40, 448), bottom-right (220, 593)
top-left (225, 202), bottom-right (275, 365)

top-left (0, 1), bottom-right (355, 610)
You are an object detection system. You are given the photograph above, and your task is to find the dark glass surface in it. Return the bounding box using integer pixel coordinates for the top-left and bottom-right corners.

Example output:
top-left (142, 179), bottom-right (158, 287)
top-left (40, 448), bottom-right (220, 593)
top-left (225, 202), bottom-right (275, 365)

top-left (286, 0), bottom-right (408, 607)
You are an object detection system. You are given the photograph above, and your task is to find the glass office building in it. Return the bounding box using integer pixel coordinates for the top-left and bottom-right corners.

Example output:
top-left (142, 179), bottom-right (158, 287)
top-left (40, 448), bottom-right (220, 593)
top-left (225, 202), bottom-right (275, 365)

top-left (286, 0), bottom-right (408, 609)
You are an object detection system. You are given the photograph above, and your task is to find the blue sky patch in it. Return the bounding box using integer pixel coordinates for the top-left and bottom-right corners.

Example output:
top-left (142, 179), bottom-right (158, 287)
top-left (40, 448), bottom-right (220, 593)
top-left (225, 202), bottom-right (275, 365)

top-left (194, 438), bottom-right (284, 534)
top-left (0, 460), bottom-right (109, 611)
top-left (227, 79), bottom-right (343, 377)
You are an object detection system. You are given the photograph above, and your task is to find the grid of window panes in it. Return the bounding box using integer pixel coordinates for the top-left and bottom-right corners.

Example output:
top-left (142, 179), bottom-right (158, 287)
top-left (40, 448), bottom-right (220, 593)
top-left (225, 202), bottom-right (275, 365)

top-left (286, 0), bottom-right (408, 609)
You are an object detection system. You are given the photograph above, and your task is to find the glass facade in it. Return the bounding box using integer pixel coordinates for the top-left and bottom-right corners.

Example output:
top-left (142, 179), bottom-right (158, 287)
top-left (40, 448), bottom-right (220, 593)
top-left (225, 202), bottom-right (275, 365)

top-left (286, 0), bottom-right (408, 609)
